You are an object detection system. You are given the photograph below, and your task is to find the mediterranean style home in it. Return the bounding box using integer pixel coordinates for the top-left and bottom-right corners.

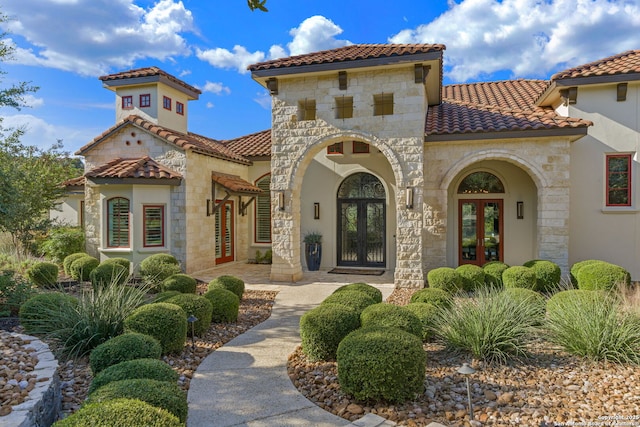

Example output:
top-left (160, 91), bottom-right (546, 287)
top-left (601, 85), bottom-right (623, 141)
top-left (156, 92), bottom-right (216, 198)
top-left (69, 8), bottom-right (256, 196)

top-left (54, 45), bottom-right (640, 287)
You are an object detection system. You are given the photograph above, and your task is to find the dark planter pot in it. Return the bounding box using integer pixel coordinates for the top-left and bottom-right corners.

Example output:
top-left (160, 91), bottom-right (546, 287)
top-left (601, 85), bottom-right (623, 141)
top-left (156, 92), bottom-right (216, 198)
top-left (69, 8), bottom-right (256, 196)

top-left (305, 243), bottom-right (322, 271)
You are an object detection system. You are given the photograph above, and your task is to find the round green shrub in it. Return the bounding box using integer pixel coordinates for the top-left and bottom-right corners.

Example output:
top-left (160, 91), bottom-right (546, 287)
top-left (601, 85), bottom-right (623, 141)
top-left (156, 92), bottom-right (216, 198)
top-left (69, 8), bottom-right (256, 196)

top-left (576, 261), bottom-right (631, 291)
top-left (89, 262), bottom-right (129, 289)
top-left (63, 252), bottom-right (88, 276)
top-left (523, 260), bottom-right (561, 292)
top-left (483, 261), bottom-right (509, 287)
top-left (69, 256), bottom-right (99, 281)
top-left (203, 288), bottom-right (240, 322)
top-left (570, 259), bottom-right (602, 286)
top-left (165, 294), bottom-right (213, 336)
top-left (333, 282), bottom-right (383, 303)
top-left (502, 288), bottom-right (546, 322)
top-left (52, 398), bottom-right (182, 427)
top-left (162, 274), bottom-right (197, 294)
top-left (152, 291), bottom-right (182, 303)
top-left (139, 254), bottom-right (182, 287)
top-left (409, 287), bottom-right (452, 308)
top-left (360, 303), bottom-right (422, 339)
top-left (426, 267), bottom-right (462, 293)
top-left (455, 264), bottom-right (485, 292)
top-left (300, 303), bottom-right (360, 361)
top-left (89, 332), bottom-right (162, 374)
top-left (337, 327), bottom-right (426, 402)
top-left (124, 303), bottom-right (187, 354)
top-left (86, 379), bottom-right (187, 423)
top-left (89, 358), bottom-right (178, 395)
top-left (207, 275), bottom-right (245, 299)
top-left (502, 266), bottom-right (537, 290)
top-left (19, 292), bottom-right (78, 334)
top-left (546, 289), bottom-right (600, 317)
top-left (404, 302), bottom-right (438, 341)
top-left (321, 290), bottom-right (377, 315)
top-left (102, 257), bottom-right (131, 271)
top-left (27, 262), bottom-right (59, 287)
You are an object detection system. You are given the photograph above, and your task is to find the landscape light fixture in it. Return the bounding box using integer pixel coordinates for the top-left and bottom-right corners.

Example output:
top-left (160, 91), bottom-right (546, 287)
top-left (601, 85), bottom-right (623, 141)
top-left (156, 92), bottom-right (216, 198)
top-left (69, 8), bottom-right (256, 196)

top-left (187, 315), bottom-right (198, 350)
top-left (457, 363), bottom-right (476, 421)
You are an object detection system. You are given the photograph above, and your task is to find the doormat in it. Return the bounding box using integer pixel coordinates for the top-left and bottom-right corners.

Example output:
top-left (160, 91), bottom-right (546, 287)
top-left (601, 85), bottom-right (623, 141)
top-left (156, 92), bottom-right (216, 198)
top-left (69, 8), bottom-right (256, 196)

top-left (328, 268), bottom-right (385, 276)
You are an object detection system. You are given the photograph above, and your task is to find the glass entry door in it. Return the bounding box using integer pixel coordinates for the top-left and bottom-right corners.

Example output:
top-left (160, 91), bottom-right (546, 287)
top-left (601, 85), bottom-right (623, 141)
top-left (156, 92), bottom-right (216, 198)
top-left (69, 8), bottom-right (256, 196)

top-left (459, 199), bottom-right (502, 266)
top-left (338, 200), bottom-right (385, 267)
top-left (215, 200), bottom-right (234, 264)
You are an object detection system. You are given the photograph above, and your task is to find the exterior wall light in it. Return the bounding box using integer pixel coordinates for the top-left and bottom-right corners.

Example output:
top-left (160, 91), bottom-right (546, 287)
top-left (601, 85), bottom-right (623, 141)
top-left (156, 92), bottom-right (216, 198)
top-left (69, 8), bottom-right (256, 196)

top-left (517, 201), bottom-right (524, 219)
top-left (314, 202), bottom-right (320, 219)
top-left (278, 192), bottom-right (285, 211)
top-left (406, 187), bottom-right (414, 210)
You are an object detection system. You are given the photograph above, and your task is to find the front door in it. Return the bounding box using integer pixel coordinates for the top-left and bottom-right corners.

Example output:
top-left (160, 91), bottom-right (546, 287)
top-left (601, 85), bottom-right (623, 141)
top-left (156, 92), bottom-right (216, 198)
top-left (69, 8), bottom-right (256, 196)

top-left (337, 173), bottom-right (386, 267)
top-left (459, 199), bottom-right (502, 266)
top-left (215, 200), bottom-right (234, 264)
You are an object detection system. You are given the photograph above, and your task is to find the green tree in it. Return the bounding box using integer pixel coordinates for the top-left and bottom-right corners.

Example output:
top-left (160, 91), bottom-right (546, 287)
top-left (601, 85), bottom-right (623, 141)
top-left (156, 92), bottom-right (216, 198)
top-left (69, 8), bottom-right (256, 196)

top-left (0, 13), bottom-right (80, 254)
top-left (247, 0), bottom-right (268, 11)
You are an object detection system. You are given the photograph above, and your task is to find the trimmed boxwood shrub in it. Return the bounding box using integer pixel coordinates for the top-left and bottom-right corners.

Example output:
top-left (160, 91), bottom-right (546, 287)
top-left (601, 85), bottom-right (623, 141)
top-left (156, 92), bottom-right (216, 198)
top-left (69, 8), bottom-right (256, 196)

top-left (89, 358), bottom-right (178, 395)
top-left (404, 302), bottom-right (438, 341)
top-left (86, 379), bottom-right (187, 423)
top-left (570, 259), bottom-right (602, 286)
top-left (321, 290), bottom-right (377, 315)
top-left (337, 327), bottom-right (426, 402)
top-left (300, 303), bottom-right (360, 361)
top-left (69, 256), bottom-right (99, 281)
top-left (333, 282), bottom-right (383, 303)
top-left (139, 254), bottom-right (182, 287)
top-left (52, 398), bottom-right (182, 427)
top-left (203, 288), bottom-right (240, 322)
top-left (27, 262), bottom-right (59, 287)
top-left (19, 292), bottom-right (77, 334)
top-left (90, 262), bottom-right (129, 289)
top-left (483, 261), bottom-right (509, 287)
top-left (162, 274), bottom-right (197, 294)
top-left (124, 303), bottom-right (187, 354)
top-left (89, 332), bottom-right (162, 374)
top-left (502, 266), bottom-right (537, 290)
top-left (165, 294), bottom-right (213, 336)
top-left (152, 291), bottom-right (182, 303)
top-left (409, 287), bottom-right (452, 308)
top-left (576, 261), bottom-right (631, 291)
top-left (207, 275), bottom-right (245, 299)
top-left (63, 252), bottom-right (88, 276)
top-left (455, 264), bottom-right (485, 292)
top-left (426, 267), bottom-right (462, 293)
top-left (360, 303), bottom-right (422, 339)
top-left (523, 260), bottom-right (561, 292)
top-left (502, 288), bottom-right (546, 322)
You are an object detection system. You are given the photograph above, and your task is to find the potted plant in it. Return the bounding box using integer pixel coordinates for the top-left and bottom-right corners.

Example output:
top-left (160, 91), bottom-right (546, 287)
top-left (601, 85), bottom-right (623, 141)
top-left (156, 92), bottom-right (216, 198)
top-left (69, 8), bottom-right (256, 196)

top-left (303, 231), bottom-right (322, 271)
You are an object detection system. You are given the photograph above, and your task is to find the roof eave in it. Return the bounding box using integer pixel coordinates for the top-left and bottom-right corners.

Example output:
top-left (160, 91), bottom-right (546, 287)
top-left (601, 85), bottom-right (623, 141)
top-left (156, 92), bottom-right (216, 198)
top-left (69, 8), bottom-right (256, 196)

top-left (425, 126), bottom-right (590, 143)
top-left (102, 74), bottom-right (200, 100)
top-left (86, 177), bottom-right (182, 186)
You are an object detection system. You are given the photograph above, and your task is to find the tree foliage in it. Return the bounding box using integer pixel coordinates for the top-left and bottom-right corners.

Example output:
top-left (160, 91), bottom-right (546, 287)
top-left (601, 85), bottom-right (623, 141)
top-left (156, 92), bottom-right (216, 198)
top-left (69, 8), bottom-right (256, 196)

top-left (247, 0), bottom-right (268, 12)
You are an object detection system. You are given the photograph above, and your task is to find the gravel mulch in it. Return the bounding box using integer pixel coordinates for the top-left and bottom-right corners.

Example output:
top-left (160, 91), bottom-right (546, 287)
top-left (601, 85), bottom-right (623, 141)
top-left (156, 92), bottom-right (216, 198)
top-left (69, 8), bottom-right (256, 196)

top-left (287, 288), bottom-right (640, 426)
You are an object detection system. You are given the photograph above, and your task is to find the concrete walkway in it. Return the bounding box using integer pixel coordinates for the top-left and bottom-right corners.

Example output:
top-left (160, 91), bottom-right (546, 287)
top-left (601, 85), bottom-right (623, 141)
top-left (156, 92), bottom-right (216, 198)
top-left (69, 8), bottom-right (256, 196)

top-left (187, 264), bottom-right (397, 427)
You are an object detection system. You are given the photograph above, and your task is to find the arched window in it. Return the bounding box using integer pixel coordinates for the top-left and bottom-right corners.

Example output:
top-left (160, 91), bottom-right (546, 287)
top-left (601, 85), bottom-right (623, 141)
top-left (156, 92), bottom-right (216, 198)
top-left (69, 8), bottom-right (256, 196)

top-left (255, 175), bottom-right (271, 243)
top-left (107, 197), bottom-right (130, 247)
top-left (337, 172), bottom-right (385, 199)
top-left (457, 172), bottom-right (505, 194)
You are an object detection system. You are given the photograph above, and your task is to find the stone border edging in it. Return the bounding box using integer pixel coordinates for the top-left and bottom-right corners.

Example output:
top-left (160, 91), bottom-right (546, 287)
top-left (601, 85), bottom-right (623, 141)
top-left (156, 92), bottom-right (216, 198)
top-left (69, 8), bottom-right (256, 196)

top-left (0, 333), bottom-right (61, 427)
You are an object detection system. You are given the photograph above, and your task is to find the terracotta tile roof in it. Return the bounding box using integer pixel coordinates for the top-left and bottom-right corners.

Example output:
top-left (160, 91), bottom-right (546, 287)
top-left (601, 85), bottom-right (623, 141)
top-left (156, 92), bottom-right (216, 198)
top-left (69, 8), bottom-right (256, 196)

top-left (99, 66), bottom-right (202, 95)
top-left (248, 44), bottom-right (445, 72)
top-left (76, 115), bottom-right (251, 165)
top-left (86, 156), bottom-right (182, 180)
top-left (223, 129), bottom-right (271, 157)
top-left (63, 176), bottom-right (86, 187)
top-left (552, 50), bottom-right (640, 81)
top-left (427, 80), bottom-right (591, 137)
top-left (211, 171), bottom-right (263, 195)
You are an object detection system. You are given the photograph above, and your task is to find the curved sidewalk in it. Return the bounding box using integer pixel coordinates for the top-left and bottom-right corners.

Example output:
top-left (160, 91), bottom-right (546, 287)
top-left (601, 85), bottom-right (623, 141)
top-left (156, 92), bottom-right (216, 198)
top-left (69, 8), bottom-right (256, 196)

top-left (187, 265), bottom-right (395, 427)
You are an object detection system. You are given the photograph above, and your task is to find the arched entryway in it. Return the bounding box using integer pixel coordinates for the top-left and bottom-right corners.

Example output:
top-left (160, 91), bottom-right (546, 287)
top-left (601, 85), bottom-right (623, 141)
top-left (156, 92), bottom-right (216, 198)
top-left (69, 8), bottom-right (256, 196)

top-left (336, 172), bottom-right (386, 268)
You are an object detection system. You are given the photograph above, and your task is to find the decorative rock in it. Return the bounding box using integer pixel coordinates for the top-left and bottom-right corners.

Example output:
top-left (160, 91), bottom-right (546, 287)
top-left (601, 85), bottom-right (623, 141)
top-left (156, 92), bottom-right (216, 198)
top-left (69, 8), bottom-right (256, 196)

top-left (484, 390), bottom-right (497, 401)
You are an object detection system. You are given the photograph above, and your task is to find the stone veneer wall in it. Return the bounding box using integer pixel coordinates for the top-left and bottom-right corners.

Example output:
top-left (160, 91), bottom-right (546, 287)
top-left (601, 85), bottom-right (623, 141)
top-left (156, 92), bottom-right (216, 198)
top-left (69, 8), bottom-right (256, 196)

top-left (269, 67), bottom-right (428, 287)
top-left (424, 137), bottom-right (572, 275)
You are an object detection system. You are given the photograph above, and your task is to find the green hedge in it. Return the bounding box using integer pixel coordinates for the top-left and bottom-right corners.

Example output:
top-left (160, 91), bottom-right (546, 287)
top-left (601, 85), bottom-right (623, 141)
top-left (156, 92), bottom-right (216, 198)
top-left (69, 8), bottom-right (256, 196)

top-left (89, 358), bottom-right (178, 395)
top-left (27, 262), bottom-right (59, 287)
top-left (570, 260), bottom-right (602, 286)
top-left (52, 398), bottom-right (182, 427)
top-left (41, 227), bottom-right (85, 264)
top-left (165, 294), bottom-right (213, 336)
top-left (455, 264), bottom-right (485, 292)
top-left (139, 254), bottom-right (181, 287)
top-left (89, 332), bottom-right (162, 374)
top-left (152, 291), bottom-right (182, 304)
top-left (502, 266), bottom-right (537, 290)
top-left (333, 283), bottom-right (382, 303)
top-left (523, 260), bottom-right (561, 292)
top-left (409, 287), bottom-right (452, 308)
top-left (321, 290), bottom-right (377, 315)
top-left (546, 289), bottom-right (602, 318)
top-left (360, 303), bottom-right (422, 339)
top-left (207, 275), bottom-right (245, 299)
top-left (162, 274), bottom-right (197, 294)
top-left (483, 261), bottom-right (509, 287)
top-left (124, 303), bottom-right (187, 354)
top-left (19, 292), bottom-right (77, 335)
top-left (404, 302), bottom-right (438, 341)
top-left (576, 261), bottom-right (631, 291)
top-left (337, 327), bottom-right (426, 402)
top-left (203, 288), bottom-right (240, 322)
top-left (90, 262), bottom-right (129, 289)
top-left (69, 256), bottom-right (99, 281)
top-left (426, 267), bottom-right (462, 293)
top-left (63, 252), bottom-right (88, 277)
top-left (299, 303), bottom-right (360, 361)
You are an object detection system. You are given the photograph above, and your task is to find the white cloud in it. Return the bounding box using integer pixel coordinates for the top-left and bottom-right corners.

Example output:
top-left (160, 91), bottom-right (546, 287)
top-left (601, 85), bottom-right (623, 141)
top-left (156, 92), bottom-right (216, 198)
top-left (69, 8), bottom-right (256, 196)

top-left (196, 45), bottom-right (265, 74)
top-left (268, 45), bottom-right (287, 60)
top-left (389, 0), bottom-right (640, 82)
top-left (201, 81), bottom-right (231, 95)
top-left (1, 0), bottom-right (195, 76)
top-left (0, 114), bottom-right (98, 152)
top-left (21, 95), bottom-right (44, 108)
top-left (253, 91), bottom-right (271, 110)
top-left (206, 102), bottom-right (214, 109)
top-left (287, 16), bottom-right (351, 56)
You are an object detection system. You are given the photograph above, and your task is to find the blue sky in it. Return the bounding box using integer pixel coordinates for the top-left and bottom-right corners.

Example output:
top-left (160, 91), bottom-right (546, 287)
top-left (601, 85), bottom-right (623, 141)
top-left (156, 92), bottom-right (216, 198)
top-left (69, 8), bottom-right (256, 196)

top-left (0, 0), bottom-right (639, 154)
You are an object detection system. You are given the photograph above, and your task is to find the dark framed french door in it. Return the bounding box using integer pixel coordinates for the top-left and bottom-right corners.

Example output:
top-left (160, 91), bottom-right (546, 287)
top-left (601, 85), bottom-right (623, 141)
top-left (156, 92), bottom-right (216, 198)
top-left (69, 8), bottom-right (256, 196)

top-left (337, 199), bottom-right (386, 267)
top-left (459, 199), bottom-right (503, 266)
top-left (215, 200), bottom-right (234, 264)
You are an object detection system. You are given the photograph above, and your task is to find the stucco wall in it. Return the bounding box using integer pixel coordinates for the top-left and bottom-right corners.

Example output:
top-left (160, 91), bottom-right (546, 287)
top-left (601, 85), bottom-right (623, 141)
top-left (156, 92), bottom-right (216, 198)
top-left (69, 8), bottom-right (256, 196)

top-left (50, 193), bottom-right (83, 226)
